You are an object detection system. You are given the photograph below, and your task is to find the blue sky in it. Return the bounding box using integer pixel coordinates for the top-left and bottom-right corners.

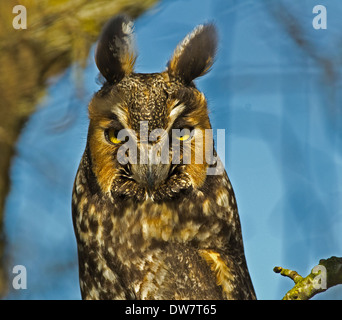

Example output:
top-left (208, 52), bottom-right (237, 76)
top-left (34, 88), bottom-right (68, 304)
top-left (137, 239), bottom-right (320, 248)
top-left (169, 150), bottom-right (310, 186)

top-left (4, 0), bottom-right (342, 299)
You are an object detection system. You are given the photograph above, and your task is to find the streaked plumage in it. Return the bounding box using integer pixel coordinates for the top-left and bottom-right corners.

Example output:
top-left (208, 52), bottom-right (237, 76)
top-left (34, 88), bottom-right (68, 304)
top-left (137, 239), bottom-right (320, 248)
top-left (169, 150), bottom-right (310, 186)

top-left (72, 15), bottom-right (256, 300)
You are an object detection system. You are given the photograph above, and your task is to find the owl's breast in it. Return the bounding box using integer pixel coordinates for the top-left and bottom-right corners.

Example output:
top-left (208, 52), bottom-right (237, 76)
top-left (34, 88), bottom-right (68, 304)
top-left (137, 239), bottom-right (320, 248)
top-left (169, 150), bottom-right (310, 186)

top-left (72, 162), bottom-right (253, 299)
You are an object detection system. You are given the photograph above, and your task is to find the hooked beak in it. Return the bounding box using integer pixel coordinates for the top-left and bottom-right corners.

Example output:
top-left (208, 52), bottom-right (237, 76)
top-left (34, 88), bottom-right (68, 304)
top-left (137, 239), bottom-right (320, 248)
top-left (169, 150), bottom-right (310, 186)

top-left (131, 163), bottom-right (170, 190)
top-left (129, 141), bottom-right (171, 190)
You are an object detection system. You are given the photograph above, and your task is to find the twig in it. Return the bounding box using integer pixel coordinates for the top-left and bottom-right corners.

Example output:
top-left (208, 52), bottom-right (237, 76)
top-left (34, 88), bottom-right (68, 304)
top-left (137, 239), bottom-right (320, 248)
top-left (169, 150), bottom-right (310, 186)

top-left (274, 256), bottom-right (342, 300)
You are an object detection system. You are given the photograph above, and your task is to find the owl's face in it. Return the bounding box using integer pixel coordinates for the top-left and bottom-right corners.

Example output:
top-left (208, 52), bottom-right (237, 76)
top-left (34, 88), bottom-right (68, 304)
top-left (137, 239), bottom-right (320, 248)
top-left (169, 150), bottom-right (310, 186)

top-left (87, 16), bottom-right (218, 201)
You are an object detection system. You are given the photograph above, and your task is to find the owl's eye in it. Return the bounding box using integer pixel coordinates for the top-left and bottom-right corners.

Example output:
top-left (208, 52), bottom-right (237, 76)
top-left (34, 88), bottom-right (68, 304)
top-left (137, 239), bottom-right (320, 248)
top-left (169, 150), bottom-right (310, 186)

top-left (177, 133), bottom-right (191, 141)
top-left (105, 128), bottom-right (123, 145)
top-left (173, 128), bottom-right (194, 142)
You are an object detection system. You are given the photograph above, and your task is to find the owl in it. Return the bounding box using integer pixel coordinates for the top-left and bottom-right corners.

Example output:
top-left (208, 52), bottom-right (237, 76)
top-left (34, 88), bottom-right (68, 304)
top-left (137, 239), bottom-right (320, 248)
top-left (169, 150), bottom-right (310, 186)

top-left (72, 15), bottom-right (256, 300)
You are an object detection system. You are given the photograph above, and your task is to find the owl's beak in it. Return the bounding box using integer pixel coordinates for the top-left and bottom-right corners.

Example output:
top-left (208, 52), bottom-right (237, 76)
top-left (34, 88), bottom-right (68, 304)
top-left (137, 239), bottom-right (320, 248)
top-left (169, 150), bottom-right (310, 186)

top-left (131, 163), bottom-right (170, 190)
top-left (128, 138), bottom-right (171, 190)
top-left (147, 164), bottom-right (169, 189)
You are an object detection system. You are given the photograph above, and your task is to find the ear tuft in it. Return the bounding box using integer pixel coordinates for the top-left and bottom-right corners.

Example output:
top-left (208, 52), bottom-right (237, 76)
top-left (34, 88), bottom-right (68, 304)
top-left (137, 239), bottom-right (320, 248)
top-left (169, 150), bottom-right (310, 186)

top-left (95, 15), bottom-right (136, 84)
top-left (167, 23), bottom-right (218, 85)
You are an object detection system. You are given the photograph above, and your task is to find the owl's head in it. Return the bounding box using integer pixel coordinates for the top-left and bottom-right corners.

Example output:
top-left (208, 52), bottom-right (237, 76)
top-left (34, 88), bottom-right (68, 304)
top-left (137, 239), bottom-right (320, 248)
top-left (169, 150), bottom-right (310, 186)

top-left (87, 15), bottom-right (218, 201)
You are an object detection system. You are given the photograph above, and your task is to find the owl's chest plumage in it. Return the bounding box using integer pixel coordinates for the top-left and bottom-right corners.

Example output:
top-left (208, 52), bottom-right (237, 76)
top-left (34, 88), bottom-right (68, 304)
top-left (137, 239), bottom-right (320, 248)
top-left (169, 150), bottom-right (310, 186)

top-left (72, 152), bottom-right (250, 300)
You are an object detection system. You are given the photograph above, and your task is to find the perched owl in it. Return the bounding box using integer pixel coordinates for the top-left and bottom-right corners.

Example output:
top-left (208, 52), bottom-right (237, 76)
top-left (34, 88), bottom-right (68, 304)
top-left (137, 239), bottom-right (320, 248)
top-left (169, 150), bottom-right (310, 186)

top-left (72, 15), bottom-right (256, 300)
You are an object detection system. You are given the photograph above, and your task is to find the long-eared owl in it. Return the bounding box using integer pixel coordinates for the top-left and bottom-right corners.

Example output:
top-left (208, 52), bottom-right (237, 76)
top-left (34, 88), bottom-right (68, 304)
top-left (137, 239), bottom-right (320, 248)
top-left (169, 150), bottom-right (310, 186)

top-left (72, 15), bottom-right (256, 300)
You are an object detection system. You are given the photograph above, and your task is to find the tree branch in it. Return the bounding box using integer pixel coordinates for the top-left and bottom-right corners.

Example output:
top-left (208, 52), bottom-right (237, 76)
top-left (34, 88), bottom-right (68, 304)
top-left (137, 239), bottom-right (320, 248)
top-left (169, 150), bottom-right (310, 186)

top-left (274, 256), bottom-right (342, 300)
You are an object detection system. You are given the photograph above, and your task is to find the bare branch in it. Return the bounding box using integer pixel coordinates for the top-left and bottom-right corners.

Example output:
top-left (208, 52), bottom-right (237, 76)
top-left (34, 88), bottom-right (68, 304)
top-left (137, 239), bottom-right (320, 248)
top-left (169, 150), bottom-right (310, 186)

top-left (273, 266), bottom-right (303, 284)
top-left (274, 256), bottom-right (342, 300)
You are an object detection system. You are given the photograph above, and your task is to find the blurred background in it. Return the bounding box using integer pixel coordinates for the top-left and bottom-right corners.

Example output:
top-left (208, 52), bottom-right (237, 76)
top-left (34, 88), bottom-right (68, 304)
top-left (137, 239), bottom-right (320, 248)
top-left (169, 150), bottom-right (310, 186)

top-left (1, 0), bottom-right (341, 299)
